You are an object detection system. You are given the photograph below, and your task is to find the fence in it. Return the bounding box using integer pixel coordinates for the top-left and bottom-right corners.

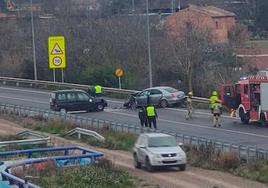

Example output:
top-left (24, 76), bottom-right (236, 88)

top-left (0, 131), bottom-right (50, 148)
top-left (0, 103), bottom-right (267, 162)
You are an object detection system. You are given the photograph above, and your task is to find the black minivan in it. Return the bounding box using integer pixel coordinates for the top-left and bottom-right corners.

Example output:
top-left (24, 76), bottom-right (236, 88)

top-left (50, 89), bottom-right (107, 113)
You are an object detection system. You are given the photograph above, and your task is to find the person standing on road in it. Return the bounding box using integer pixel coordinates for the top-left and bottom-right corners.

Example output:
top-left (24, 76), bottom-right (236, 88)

top-left (186, 91), bottom-right (193, 120)
top-left (138, 107), bottom-right (148, 127)
top-left (212, 100), bottom-right (223, 127)
top-left (146, 105), bottom-right (158, 129)
top-left (209, 90), bottom-right (218, 113)
top-left (94, 84), bottom-right (103, 97)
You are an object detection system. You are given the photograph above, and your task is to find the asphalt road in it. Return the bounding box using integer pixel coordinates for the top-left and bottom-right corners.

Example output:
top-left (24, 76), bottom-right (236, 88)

top-left (1, 86), bottom-right (268, 149)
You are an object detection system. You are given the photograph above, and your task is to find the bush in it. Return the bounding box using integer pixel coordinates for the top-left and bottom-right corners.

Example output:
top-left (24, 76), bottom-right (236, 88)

top-left (212, 151), bottom-right (240, 170)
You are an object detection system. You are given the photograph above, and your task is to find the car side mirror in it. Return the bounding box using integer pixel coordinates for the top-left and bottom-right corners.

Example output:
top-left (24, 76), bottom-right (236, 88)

top-left (178, 142), bottom-right (183, 147)
top-left (139, 145), bottom-right (146, 149)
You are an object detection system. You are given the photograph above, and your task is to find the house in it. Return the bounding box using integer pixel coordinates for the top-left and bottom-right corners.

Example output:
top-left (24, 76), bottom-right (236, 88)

top-left (165, 4), bottom-right (236, 43)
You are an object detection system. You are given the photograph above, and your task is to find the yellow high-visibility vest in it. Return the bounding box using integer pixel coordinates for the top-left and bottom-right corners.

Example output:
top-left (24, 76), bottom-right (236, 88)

top-left (95, 85), bottom-right (102, 94)
top-left (209, 95), bottom-right (218, 108)
top-left (146, 106), bottom-right (155, 117)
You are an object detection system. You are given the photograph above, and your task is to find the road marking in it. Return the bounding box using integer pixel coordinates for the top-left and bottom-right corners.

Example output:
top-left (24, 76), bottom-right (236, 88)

top-left (106, 110), bottom-right (268, 139)
top-left (0, 95), bottom-right (47, 104)
top-left (0, 86), bottom-right (50, 95)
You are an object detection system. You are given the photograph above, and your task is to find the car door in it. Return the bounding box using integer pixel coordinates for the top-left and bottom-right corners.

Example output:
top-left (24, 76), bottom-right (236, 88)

top-left (136, 90), bottom-right (150, 106)
top-left (149, 89), bottom-right (163, 105)
top-left (136, 136), bottom-right (148, 163)
top-left (66, 91), bottom-right (79, 111)
top-left (76, 92), bottom-right (91, 111)
top-left (55, 92), bottom-right (68, 110)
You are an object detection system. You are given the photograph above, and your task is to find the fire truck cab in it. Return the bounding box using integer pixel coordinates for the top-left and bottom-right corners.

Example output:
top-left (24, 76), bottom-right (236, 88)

top-left (220, 76), bottom-right (268, 125)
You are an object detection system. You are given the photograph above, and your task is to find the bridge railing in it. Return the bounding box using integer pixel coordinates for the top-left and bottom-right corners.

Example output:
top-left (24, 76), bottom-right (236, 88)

top-left (0, 76), bottom-right (210, 103)
top-left (0, 103), bottom-right (266, 162)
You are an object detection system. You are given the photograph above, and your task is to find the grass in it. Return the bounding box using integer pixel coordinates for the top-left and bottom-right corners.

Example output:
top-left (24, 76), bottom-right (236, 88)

top-left (1, 113), bottom-right (268, 185)
top-left (13, 159), bottom-right (137, 188)
top-left (246, 40), bottom-right (268, 48)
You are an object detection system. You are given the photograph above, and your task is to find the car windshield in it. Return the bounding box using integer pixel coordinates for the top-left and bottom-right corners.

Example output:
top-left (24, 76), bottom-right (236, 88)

top-left (148, 136), bottom-right (177, 147)
top-left (163, 87), bottom-right (178, 93)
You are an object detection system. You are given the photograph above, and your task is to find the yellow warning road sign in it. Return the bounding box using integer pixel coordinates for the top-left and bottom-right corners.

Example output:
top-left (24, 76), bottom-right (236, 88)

top-left (115, 68), bottom-right (123, 77)
top-left (48, 36), bottom-right (66, 69)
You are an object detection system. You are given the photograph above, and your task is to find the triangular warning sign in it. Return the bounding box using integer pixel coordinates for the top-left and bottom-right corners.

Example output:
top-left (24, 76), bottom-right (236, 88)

top-left (51, 43), bottom-right (63, 55)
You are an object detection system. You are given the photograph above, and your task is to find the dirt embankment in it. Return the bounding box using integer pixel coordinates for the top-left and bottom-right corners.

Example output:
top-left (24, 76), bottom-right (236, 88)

top-left (0, 119), bottom-right (267, 188)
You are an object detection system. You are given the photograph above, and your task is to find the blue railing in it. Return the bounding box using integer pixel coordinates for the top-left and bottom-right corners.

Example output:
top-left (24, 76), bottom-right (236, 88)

top-left (0, 146), bottom-right (104, 188)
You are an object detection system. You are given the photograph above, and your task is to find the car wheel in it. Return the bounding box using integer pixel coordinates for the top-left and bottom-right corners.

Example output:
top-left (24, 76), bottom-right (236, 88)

top-left (133, 153), bottom-right (141, 169)
top-left (160, 100), bottom-right (168, 108)
top-left (178, 164), bottom-right (186, 171)
top-left (60, 108), bottom-right (67, 114)
top-left (145, 157), bottom-right (154, 172)
top-left (96, 103), bottom-right (104, 111)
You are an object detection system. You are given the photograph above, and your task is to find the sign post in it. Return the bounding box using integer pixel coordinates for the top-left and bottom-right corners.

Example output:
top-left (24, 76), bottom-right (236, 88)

top-left (48, 36), bottom-right (66, 82)
top-left (115, 68), bottom-right (124, 89)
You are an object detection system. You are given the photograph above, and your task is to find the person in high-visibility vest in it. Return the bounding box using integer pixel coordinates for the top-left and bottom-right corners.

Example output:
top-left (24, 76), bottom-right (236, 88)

top-left (212, 100), bottom-right (222, 127)
top-left (186, 91), bottom-right (193, 120)
top-left (209, 90), bottom-right (218, 113)
top-left (94, 85), bottom-right (103, 97)
top-left (146, 105), bottom-right (158, 129)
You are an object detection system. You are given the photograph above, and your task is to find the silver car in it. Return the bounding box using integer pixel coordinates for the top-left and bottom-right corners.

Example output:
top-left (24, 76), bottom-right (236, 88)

top-left (133, 133), bottom-right (187, 171)
top-left (124, 86), bottom-right (185, 109)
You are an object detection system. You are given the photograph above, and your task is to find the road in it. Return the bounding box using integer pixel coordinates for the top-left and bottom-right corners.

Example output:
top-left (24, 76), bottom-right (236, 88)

top-left (1, 86), bottom-right (268, 149)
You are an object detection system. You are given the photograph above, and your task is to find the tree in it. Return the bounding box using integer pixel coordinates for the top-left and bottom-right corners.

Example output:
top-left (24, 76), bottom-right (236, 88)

top-left (169, 23), bottom-right (212, 93)
top-left (256, 0), bottom-right (268, 33)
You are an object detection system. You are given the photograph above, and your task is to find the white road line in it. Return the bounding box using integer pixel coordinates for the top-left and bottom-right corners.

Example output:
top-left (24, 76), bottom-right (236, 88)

top-left (106, 110), bottom-right (268, 139)
top-left (106, 99), bottom-right (124, 104)
top-left (0, 86), bottom-right (50, 95)
top-left (0, 95), bottom-right (47, 104)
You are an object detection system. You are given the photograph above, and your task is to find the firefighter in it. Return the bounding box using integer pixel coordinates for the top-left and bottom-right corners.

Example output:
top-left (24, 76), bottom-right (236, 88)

top-left (146, 104), bottom-right (158, 129)
top-left (186, 91), bottom-right (193, 120)
top-left (212, 100), bottom-right (223, 127)
top-left (94, 84), bottom-right (103, 97)
top-left (138, 106), bottom-right (148, 127)
top-left (209, 90), bottom-right (218, 113)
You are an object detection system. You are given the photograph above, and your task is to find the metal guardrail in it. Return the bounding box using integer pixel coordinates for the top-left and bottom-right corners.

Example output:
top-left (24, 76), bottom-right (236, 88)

top-left (0, 103), bottom-right (267, 162)
top-left (0, 76), bottom-right (210, 103)
top-left (66, 128), bottom-right (105, 142)
top-left (0, 131), bottom-right (50, 147)
top-left (0, 76), bottom-right (137, 95)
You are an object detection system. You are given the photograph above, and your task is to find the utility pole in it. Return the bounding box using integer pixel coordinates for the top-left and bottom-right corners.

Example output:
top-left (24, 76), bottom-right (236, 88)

top-left (30, 0), bottom-right (37, 80)
top-left (146, 0), bottom-right (152, 87)
top-left (132, 0), bottom-right (135, 13)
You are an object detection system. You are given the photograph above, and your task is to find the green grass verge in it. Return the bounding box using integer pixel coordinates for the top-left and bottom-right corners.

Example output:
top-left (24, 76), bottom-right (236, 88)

top-left (246, 40), bottom-right (268, 48)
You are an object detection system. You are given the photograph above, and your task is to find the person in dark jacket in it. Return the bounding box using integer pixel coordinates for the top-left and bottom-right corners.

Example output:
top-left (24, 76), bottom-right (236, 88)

top-left (138, 107), bottom-right (148, 127)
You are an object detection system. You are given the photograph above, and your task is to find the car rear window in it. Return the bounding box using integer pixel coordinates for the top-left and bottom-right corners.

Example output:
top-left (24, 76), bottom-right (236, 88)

top-left (163, 87), bottom-right (178, 93)
top-left (51, 93), bottom-right (56, 99)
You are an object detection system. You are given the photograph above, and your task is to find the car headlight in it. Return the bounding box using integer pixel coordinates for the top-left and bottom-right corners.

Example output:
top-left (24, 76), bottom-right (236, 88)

top-left (89, 99), bottom-right (93, 102)
top-left (153, 154), bottom-right (161, 158)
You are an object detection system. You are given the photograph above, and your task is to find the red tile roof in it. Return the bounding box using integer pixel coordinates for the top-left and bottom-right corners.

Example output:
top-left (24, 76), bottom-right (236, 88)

top-left (189, 4), bottom-right (236, 18)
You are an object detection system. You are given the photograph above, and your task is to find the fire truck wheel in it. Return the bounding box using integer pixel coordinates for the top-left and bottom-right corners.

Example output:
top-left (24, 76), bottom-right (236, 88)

top-left (239, 109), bottom-right (249, 124)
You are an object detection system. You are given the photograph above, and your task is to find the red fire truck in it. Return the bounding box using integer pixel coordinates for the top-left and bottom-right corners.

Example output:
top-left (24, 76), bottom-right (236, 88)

top-left (220, 75), bottom-right (268, 125)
